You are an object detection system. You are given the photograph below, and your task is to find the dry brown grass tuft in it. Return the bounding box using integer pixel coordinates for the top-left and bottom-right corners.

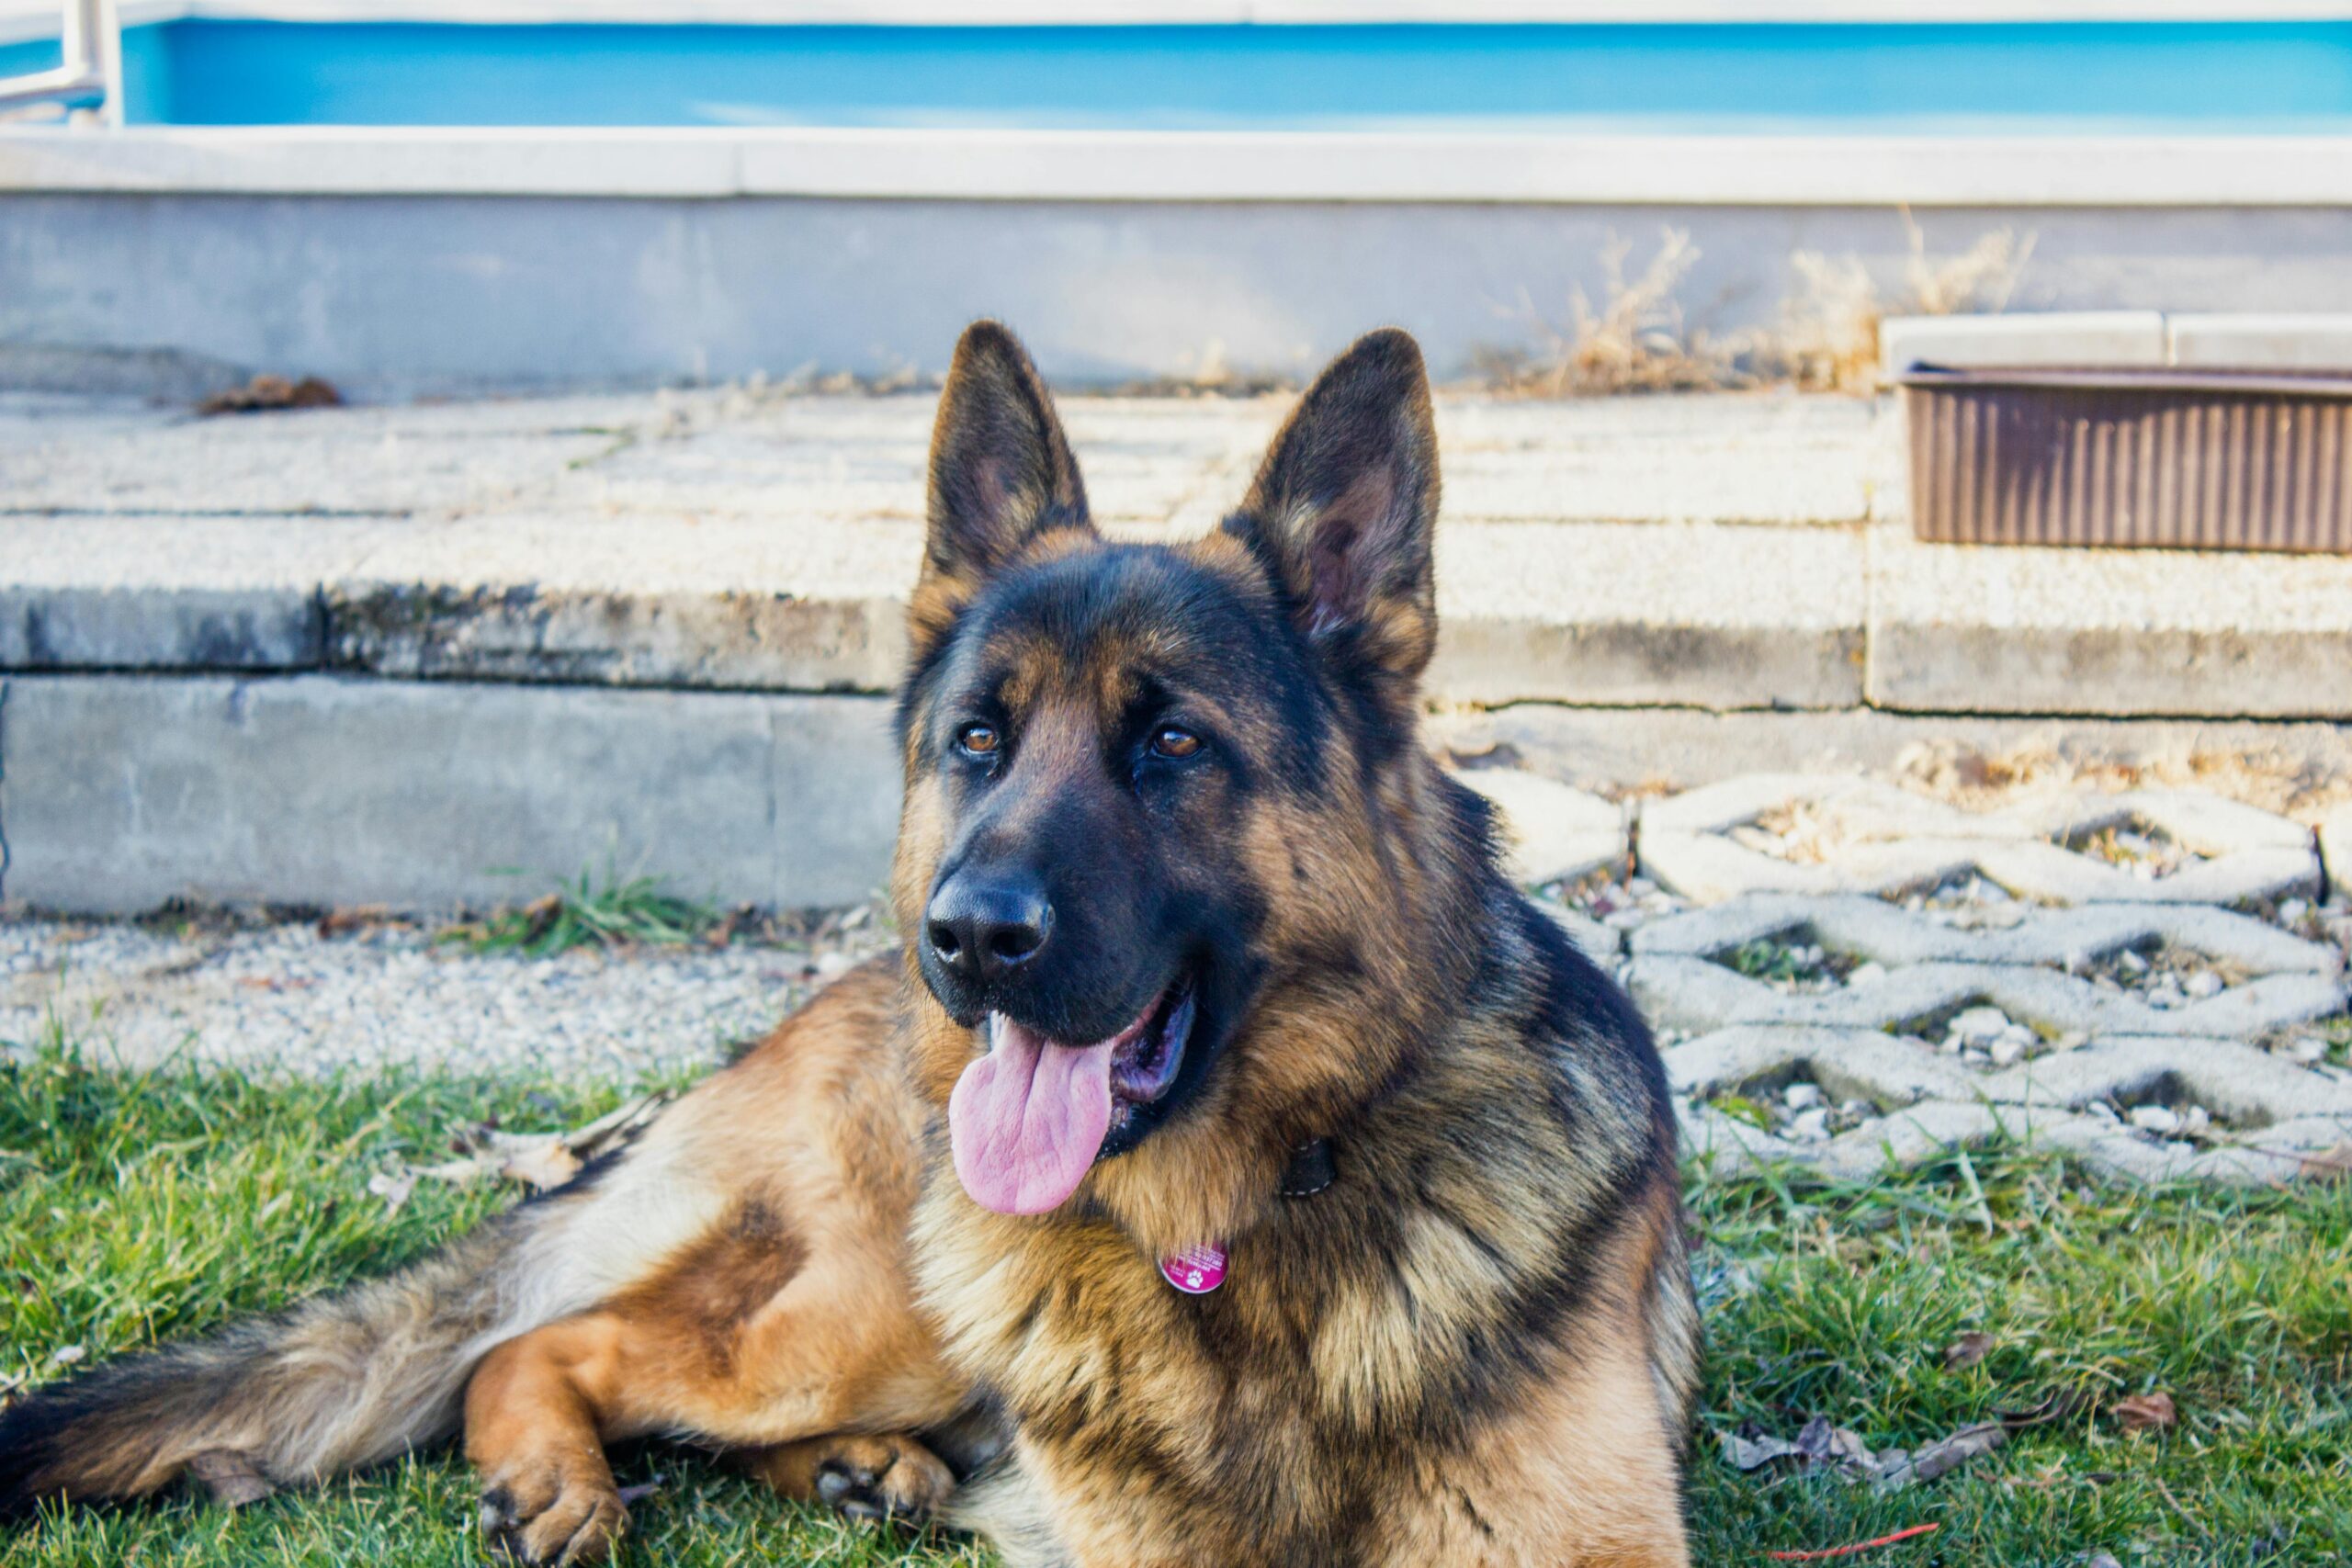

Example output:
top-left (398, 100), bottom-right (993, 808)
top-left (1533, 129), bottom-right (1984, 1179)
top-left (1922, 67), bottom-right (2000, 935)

top-left (1778, 210), bottom-right (2038, 393)
top-left (1481, 228), bottom-right (1755, 396)
top-left (1478, 215), bottom-right (2036, 398)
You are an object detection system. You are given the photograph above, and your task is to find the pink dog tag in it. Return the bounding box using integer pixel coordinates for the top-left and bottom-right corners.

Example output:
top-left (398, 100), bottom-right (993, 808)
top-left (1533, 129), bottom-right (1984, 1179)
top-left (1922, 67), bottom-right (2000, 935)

top-left (1159, 1244), bottom-right (1227, 1295)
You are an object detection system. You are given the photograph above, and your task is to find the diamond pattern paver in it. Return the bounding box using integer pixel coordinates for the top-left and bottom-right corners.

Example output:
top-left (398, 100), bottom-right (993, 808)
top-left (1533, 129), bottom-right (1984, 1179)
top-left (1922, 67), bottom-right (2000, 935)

top-left (1637, 774), bottom-right (2320, 906)
top-left (1621, 774), bottom-right (2351, 1186)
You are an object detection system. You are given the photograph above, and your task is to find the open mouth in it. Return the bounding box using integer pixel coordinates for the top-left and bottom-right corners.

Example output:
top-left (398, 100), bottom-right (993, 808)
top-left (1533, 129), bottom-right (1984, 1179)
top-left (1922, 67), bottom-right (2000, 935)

top-left (946, 974), bottom-right (1197, 1216)
top-left (1108, 979), bottom-right (1196, 1127)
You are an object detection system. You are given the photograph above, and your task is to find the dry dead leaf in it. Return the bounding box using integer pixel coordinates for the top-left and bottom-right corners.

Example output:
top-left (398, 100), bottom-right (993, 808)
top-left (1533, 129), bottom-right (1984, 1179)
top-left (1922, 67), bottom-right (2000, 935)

top-left (198, 374), bottom-right (342, 416)
top-left (1874, 1423), bottom-right (2007, 1490)
top-left (1724, 1412), bottom-right (2010, 1492)
top-left (1943, 1333), bottom-right (1994, 1371)
top-left (499, 1139), bottom-right (583, 1191)
top-left (2296, 1143), bottom-right (2352, 1181)
top-left (2116, 1392), bottom-right (2178, 1433)
top-left (367, 1169), bottom-right (417, 1213)
top-left (317, 905), bottom-right (392, 939)
top-left (406, 1093), bottom-right (673, 1193)
top-left (188, 1450), bottom-right (277, 1506)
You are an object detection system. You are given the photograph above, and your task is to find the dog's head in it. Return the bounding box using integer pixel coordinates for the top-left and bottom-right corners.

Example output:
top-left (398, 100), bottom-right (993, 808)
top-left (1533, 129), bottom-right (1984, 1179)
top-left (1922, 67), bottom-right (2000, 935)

top-left (895, 321), bottom-right (1476, 1237)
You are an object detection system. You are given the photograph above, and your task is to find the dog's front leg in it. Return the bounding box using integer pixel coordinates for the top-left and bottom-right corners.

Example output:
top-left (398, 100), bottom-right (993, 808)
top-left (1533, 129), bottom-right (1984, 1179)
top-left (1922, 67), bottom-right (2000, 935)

top-left (465, 1314), bottom-right (632, 1566)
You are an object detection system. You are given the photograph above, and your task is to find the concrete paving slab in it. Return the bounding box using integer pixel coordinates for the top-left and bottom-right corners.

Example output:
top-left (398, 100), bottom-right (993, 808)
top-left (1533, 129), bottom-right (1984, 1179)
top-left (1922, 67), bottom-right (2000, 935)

top-left (0, 674), bottom-right (899, 913)
top-left (329, 513), bottom-right (922, 692)
top-left (547, 394), bottom-right (1267, 528)
top-left (0, 410), bottom-right (616, 516)
top-left (1430, 521), bottom-right (1867, 710)
top-left (312, 513), bottom-right (1871, 708)
top-left (0, 514), bottom-right (401, 670)
top-left (1431, 706), bottom-right (2352, 803)
top-left (1436, 393), bottom-right (1881, 526)
top-left (1866, 522), bottom-right (2352, 719)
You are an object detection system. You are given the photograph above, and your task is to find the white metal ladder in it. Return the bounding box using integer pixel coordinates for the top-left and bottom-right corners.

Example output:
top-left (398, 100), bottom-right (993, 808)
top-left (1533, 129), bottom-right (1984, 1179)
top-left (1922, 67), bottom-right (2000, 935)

top-left (0, 0), bottom-right (123, 124)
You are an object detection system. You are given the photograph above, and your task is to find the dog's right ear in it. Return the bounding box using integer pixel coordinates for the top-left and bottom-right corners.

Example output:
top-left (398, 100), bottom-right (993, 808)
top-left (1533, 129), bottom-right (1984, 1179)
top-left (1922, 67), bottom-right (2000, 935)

top-left (911, 321), bottom-right (1092, 651)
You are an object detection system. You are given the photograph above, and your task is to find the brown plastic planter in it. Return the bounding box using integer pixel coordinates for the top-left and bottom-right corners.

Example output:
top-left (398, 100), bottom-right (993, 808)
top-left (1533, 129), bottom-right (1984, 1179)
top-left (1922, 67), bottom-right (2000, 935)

top-left (1901, 366), bottom-right (2352, 553)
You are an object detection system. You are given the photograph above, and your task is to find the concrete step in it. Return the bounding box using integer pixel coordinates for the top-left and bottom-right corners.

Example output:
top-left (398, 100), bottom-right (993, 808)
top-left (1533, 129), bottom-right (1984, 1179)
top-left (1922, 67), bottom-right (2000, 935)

top-left (7, 386), bottom-right (2352, 917)
top-left (0, 388), bottom-right (1892, 712)
top-left (8, 387), bottom-right (2351, 719)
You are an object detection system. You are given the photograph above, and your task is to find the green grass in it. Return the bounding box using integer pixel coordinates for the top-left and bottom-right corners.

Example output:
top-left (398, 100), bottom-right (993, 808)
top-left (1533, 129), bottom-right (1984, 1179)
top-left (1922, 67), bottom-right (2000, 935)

top-left (3, 1029), bottom-right (2347, 1565)
top-left (438, 870), bottom-right (719, 959)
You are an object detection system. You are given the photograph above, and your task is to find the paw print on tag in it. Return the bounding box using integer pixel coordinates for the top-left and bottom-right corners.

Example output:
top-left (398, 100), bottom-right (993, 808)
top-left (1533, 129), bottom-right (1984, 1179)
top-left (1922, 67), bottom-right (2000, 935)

top-left (1159, 1244), bottom-right (1227, 1294)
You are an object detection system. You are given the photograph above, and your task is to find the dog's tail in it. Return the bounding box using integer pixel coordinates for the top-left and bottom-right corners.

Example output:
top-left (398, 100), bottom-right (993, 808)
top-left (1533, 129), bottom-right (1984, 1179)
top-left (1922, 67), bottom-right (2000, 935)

top-left (0, 1169), bottom-right (622, 1518)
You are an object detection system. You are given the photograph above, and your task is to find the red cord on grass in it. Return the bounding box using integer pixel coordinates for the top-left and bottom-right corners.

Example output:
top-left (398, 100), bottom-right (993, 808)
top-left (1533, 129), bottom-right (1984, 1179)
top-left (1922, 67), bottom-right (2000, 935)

top-left (1768, 1523), bottom-right (1941, 1561)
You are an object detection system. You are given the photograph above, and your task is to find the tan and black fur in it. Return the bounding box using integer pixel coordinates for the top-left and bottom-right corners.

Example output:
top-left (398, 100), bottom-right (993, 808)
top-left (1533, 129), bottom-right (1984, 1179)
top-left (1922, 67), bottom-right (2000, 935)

top-left (0, 322), bottom-right (1698, 1568)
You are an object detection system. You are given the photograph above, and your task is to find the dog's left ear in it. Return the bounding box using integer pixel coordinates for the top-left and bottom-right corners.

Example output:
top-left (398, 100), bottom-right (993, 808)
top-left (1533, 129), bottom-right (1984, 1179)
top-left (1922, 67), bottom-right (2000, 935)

top-left (1223, 328), bottom-right (1440, 683)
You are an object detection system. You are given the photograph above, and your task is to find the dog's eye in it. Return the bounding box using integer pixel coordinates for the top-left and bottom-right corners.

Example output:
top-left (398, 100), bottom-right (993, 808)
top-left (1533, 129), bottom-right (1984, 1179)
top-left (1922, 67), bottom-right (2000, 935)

top-left (956, 723), bottom-right (1001, 758)
top-left (1149, 726), bottom-right (1203, 760)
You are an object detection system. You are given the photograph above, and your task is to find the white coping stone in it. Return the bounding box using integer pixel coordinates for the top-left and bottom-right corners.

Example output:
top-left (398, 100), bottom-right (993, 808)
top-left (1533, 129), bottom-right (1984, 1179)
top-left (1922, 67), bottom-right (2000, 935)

top-left (1879, 311), bottom-right (2168, 377)
top-left (1448, 767), bottom-right (1627, 886)
top-left (13, 126), bottom-right (2352, 206)
top-left (2166, 314), bottom-right (2352, 371)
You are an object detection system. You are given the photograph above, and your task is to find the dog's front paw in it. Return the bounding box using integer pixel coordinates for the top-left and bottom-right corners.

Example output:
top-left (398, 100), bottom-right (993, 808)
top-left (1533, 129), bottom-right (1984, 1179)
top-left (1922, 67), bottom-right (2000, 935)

top-left (479, 1460), bottom-right (629, 1567)
top-left (812, 1434), bottom-right (955, 1524)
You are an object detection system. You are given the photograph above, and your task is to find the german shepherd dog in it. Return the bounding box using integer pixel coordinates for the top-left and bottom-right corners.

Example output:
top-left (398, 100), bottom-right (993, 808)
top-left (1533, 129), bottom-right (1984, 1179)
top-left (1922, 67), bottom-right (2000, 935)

top-left (0, 324), bottom-right (1698, 1566)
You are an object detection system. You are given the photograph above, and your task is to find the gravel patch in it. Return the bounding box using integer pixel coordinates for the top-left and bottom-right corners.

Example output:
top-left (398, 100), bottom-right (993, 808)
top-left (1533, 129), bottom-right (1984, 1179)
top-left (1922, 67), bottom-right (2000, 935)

top-left (0, 916), bottom-right (893, 1081)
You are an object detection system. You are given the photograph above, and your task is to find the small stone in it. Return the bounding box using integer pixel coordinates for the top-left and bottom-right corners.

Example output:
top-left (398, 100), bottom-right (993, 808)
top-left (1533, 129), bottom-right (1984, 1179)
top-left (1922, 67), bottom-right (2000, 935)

top-left (1783, 1082), bottom-right (1826, 1111)
top-left (2284, 1035), bottom-right (2326, 1065)
top-left (2179, 1106), bottom-right (2212, 1137)
top-left (2118, 948), bottom-right (2149, 974)
top-left (1962, 1047), bottom-right (1992, 1067)
top-left (1786, 1108), bottom-right (1832, 1143)
top-left (2086, 1100), bottom-right (2121, 1124)
top-left (2129, 1104), bottom-right (2181, 1135)
top-left (1846, 961), bottom-right (1887, 987)
top-left (1988, 1034), bottom-right (2030, 1068)
top-left (2183, 971), bottom-right (2224, 1000)
top-left (2278, 898), bottom-right (2309, 924)
top-left (1948, 1006), bottom-right (2011, 1046)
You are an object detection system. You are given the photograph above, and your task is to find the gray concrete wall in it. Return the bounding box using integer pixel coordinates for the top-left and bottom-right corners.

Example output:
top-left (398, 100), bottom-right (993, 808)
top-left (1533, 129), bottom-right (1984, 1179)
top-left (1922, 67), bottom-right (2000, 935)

top-left (0, 674), bottom-right (902, 914)
top-left (8, 196), bottom-right (2352, 398)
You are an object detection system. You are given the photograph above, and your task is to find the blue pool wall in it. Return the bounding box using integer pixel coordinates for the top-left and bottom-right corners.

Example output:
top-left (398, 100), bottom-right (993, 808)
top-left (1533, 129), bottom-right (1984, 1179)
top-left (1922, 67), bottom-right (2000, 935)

top-left (3, 20), bottom-right (2352, 130)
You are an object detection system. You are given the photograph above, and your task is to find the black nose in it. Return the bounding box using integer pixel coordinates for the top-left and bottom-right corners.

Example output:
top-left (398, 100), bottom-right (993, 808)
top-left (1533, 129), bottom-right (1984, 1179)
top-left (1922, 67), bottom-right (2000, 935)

top-left (925, 873), bottom-right (1052, 986)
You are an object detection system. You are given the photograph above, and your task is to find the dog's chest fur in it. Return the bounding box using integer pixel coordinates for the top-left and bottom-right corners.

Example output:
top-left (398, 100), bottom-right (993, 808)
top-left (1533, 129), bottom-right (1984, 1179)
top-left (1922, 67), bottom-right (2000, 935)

top-left (910, 1010), bottom-right (1668, 1568)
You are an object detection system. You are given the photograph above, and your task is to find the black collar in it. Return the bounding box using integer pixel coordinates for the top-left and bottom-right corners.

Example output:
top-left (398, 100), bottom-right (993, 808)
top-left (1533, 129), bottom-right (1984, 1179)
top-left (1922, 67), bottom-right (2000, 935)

top-left (1279, 1138), bottom-right (1336, 1199)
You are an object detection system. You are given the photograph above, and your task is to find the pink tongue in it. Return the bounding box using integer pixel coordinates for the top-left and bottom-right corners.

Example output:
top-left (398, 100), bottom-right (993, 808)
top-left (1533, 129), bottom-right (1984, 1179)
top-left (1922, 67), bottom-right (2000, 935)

top-left (949, 1017), bottom-right (1117, 1215)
